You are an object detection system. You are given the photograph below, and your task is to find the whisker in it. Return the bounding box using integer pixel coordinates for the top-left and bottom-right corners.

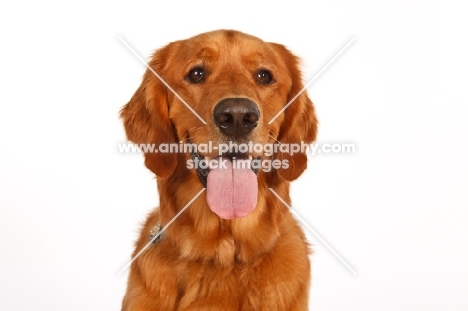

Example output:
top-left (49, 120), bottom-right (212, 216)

top-left (268, 134), bottom-right (282, 145)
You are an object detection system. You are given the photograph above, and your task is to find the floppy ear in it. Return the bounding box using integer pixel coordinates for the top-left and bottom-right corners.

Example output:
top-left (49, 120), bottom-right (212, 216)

top-left (272, 44), bottom-right (318, 181)
top-left (120, 45), bottom-right (178, 178)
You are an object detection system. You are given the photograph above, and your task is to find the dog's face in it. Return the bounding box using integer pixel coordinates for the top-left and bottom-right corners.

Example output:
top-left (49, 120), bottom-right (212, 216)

top-left (163, 31), bottom-right (292, 153)
top-left (121, 30), bottom-right (317, 219)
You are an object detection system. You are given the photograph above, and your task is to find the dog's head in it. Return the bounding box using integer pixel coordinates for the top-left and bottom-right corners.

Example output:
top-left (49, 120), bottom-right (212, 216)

top-left (121, 30), bottom-right (317, 219)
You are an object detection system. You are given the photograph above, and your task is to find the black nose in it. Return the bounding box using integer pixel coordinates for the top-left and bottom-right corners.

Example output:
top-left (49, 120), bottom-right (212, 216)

top-left (213, 98), bottom-right (260, 138)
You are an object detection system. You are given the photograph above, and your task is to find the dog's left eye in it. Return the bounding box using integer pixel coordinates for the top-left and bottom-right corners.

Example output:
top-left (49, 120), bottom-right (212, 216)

top-left (187, 67), bottom-right (205, 83)
top-left (256, 70), bottom-right (273, 84)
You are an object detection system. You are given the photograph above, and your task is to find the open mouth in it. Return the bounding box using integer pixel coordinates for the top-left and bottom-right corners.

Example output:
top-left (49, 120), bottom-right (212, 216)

top-left (190, 148), bottom-right (261, 219)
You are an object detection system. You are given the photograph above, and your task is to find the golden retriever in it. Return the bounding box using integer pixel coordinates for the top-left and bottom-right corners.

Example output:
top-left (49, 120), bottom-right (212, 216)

top-left (120, 29), bottom-right (318, 310)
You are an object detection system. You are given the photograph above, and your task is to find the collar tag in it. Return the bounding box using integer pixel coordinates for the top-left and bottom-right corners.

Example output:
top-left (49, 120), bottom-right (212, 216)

top-left (148, 221), bottom-right (163, 244)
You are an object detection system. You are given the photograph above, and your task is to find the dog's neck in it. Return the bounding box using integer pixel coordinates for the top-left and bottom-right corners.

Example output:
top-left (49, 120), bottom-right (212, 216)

top-left (155, 164), bottom-right (291, 267)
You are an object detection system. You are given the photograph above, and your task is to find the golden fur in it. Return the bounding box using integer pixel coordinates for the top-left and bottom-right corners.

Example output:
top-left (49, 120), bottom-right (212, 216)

top-left (120, 30), bottom-right (318, 310)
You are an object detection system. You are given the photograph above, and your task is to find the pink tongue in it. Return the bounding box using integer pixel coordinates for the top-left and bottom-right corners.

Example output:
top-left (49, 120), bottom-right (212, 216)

top-left (206, 158), bottom-right (258, 219)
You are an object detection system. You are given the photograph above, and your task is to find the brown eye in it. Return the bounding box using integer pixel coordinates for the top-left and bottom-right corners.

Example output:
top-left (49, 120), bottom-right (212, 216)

top-left (256, 70), bottom-right (273, 84)
top-left (187, 67), bottom-right (205, 83)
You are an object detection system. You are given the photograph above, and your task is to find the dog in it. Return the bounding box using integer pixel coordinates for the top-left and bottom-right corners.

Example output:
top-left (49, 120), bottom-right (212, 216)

top-left (120, 29), bottom-right (318, 310)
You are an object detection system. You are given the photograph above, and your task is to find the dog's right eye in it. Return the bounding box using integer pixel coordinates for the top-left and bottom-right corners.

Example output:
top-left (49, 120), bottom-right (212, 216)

top-left (186, 68), bottom-right (205, 84)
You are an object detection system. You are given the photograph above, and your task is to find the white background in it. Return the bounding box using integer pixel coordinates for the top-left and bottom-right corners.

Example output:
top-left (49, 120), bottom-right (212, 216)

top-left (1, 1), bottom-right (467, 310)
